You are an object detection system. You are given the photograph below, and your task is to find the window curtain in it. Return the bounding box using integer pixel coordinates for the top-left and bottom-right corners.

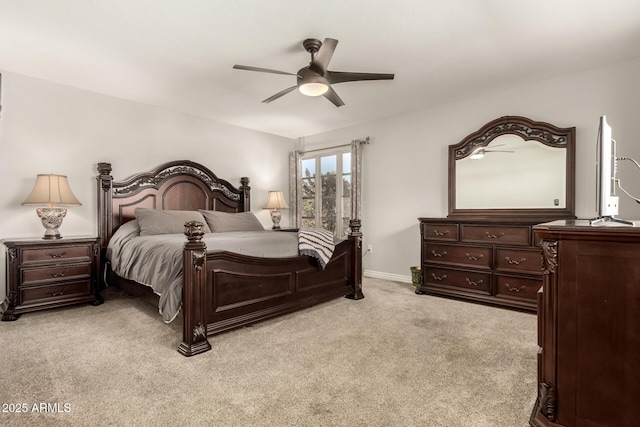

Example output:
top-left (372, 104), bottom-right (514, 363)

top-left (289, 137), bottom-right (368, 229)
top-left (350, 137), bottom-right (368, 221)
top-left (289, 150), bottom-right (303, 228)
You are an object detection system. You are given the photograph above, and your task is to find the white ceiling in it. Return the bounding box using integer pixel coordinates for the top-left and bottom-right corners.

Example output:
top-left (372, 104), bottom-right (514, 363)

top-left (1, 0), bottom-right (640, 139)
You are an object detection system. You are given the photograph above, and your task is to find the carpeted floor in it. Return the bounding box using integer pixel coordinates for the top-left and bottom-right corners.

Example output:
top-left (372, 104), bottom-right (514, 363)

top-left (0, 278), bottom-right (537, 426)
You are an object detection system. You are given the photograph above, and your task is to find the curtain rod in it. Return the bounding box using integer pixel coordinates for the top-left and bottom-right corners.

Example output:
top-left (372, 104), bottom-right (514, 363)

top-left (298, 137), bottom-right (369, 154)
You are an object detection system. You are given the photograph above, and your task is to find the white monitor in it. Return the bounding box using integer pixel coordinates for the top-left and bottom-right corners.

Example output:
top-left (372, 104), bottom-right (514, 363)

top-left (591, 115), bottom-right (633, 225)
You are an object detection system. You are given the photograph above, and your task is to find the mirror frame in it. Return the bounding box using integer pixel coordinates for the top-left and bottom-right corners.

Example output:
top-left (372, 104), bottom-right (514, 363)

top-left (448, 116), bottom-right (576, 218)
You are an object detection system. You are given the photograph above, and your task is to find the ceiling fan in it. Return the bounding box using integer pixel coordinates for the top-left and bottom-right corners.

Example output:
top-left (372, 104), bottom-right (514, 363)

top-left (233, 38), bottom-right (394, 107)
top-left (470, 145), bottom-right (515, 160)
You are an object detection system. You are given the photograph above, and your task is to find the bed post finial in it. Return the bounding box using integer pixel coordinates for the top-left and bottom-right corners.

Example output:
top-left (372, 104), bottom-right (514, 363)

top-left (345, 218), bottom-right (365, 300)
top-left (240, 177), bottom-right (251, 211)
top-left (97, 162), bottom-right (112, 176)
top-left (178, 220), bottom-right (212, 356)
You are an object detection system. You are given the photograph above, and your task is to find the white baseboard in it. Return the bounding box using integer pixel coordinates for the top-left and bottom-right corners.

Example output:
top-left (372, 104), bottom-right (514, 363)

top-left (364, 269), bottom-right (413, 284)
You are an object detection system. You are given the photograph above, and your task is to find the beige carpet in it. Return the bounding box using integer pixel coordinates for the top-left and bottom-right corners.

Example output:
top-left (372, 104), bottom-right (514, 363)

top-left (0, 278), bottom-right (537, 427)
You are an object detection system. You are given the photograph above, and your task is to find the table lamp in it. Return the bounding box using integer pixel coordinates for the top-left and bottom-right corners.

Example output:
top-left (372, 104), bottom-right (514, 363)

top-left (22, 174), bottom-right (82, 239)
top-left (263, 191), bottom-right (289, 229)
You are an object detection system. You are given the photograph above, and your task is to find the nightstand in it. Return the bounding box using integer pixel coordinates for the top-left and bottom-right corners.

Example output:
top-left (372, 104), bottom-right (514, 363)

top-left (1, 236), bottom-right (103, 321)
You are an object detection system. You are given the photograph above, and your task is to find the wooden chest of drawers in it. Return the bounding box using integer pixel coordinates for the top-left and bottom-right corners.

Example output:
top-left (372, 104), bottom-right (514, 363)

top-left (1, 237), bottom-right (103, 321)
top-left (418, 218), bottom-right (544, 312)
top-left (531, 220), bottom-right (640, 426)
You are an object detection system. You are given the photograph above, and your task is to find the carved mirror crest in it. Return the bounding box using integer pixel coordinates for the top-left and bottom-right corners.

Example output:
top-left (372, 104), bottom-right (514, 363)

top-left (449, 116), bottom-right (575, 218)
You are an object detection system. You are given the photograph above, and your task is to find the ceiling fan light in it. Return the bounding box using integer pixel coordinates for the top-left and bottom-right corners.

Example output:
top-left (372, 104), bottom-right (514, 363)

top-left (470, 148), bottom-right (485, 160)
top-left (299, 82), bottom-right (329, 97)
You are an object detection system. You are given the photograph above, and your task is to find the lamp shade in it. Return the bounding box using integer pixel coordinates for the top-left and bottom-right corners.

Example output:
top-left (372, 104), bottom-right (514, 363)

top-left (22, 174), bottom-right (82, 207)
top-left (263, 191), bottom-right (289, 210)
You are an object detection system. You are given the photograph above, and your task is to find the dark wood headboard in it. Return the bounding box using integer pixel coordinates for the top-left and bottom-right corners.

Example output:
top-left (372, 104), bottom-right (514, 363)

top-left (96, 160), bottom-right (250, 250)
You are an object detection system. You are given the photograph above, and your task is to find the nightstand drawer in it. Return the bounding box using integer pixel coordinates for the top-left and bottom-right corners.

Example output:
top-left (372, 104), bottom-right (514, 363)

top-left (21, 280), bottom-right (92, 304)
top-left (22, 263), bottom-right (92, 285)
top-left (21, 245), bottom-right (92, 265)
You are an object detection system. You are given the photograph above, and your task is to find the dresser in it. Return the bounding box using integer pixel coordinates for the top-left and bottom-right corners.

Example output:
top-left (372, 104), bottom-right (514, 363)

top-left (530, 220), bottom-right (640, 427)
top-left (1, 236), bottom-right (103, 320)
top-left (418, 217), bottom-right (546, 312)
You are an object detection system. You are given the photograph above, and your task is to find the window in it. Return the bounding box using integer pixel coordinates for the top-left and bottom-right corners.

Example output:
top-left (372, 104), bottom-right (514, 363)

top-left (290, 138), bottom-right (366, 238)
top-left (301, 149), bottom-right (351, 237)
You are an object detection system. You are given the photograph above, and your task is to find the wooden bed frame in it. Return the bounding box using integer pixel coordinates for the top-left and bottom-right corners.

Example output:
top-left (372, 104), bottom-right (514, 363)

top-left (97, 160), bottom-right (364, 356)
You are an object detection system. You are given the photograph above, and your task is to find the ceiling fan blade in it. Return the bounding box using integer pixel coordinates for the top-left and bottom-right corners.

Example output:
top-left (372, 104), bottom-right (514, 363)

top-left (233, 65), bottom-right (296, 76)
top-left (328, 71), bottom-right (395, 84)
top-left (262, 86), bottom-right (297, 103)
top-left (310, 38), bottom-right (338, 75)
top-left (323, 86), bottom-right (345, 107)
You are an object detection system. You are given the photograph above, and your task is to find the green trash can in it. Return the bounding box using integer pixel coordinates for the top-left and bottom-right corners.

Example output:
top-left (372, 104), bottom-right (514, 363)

top-left (410, 266), bottom-right (421, 285)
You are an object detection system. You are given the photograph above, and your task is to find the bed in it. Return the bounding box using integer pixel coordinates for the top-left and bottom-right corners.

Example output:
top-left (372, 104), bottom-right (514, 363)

top-left (97, 160), bottom-right (364, 356)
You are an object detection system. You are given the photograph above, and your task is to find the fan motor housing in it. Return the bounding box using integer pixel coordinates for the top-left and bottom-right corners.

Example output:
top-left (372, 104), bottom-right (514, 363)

top-left (302, 38), bottom-right (323, 54)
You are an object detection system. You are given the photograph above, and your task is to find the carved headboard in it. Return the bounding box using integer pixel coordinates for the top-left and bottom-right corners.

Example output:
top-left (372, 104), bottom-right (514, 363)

top-left (96, 160), bottom-right (251, 250)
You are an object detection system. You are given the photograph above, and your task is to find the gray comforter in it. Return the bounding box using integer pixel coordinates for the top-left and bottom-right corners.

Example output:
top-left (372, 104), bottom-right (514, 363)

top-left (106, 221), bottom-right (299, 322)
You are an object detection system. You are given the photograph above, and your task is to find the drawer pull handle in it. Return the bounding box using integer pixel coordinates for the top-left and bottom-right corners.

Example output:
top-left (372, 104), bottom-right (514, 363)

top-left (50, 290), bottom-right (65, 297)
top-left (431, 250), bottom-right (447, 258)
top-left (431, 273), bottom-right (447, 281)
top-left (485, 231), bottom-right (504, 239)
top-left (465, 278), bottom-right (484, 286)
top-left (506, 283), bottom-right (526, 293)
top-left (47, 251), bottom-right (67, 258)
top-left (465, 253), bottom-right (483, 261)
top-left (505, 256), bottom-right (526, 265)
top-left (48, 270), bottom-right (67, 278)
top-left (433, 230), bottom-right (449, 237)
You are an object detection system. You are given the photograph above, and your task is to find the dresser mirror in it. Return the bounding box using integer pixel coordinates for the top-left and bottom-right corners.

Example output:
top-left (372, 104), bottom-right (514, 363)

top-left (449, 116), bottom-right (575, 218)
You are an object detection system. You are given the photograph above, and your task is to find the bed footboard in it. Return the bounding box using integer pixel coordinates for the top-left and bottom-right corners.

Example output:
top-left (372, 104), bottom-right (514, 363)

top-left (178, 220), bottom-right (364, 356)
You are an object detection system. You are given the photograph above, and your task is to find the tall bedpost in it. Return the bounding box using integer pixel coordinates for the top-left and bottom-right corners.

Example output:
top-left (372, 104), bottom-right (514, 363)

top-left (96, 162), bottom-right (113, 252)
top-left (178, 221), bottom-right (212, 356)
top-left (345, 218), bottom-right (365, 300)
top-left (96, 162), bottom-right (113, 288)
top-left (240, 177), bottom-right (250, 211)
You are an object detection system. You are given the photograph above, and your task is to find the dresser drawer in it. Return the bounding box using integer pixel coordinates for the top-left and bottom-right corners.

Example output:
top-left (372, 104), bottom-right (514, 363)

top-left (424, 243), bottom-right (491, 269)
top-left (495, 275), bottom-right (541, 301)
top-left (495, 247), bottom-right (543, 274)
top-left (422, 223), bottom-right (459, 242)
top-left (461, 225), bottom-right (531, 246)
top-left (424, 266), bottom-right (491, 294)
top-left (21, 245), bottom-right (93, 265)
top-left (21, 280), bottom-right (93, 304)
top-left (22, 263), bottom-right (92, 285)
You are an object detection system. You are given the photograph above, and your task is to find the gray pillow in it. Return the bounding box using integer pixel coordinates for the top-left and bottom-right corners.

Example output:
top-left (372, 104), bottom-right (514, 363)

top-left (199, 210), bottom-right (265, 232)
top-left (134, 209), bottom-right (211, 236)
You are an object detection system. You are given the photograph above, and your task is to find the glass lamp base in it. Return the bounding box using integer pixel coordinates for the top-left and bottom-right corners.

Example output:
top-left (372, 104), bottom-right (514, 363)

top-left (36, 207), bottom-right (67, 239)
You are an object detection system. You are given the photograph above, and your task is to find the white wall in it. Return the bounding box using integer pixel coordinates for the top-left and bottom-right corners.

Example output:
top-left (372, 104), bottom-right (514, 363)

top-left (0, 71), bottom-right (294, 303)
top-left (303, 57), bottom-right (640, 282)
top-left (2, 57), bottom-right (639, 301)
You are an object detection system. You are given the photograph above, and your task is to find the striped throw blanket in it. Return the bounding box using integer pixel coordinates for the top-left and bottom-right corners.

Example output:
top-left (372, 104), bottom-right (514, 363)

top-left (298, 228), bottom-right (336, 270)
